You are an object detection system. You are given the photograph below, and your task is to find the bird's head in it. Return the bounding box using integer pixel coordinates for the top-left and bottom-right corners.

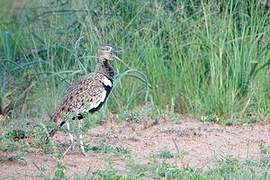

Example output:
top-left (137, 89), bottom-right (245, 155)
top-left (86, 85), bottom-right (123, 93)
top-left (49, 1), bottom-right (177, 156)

top-left (97, 44), bottom-right (120, 62)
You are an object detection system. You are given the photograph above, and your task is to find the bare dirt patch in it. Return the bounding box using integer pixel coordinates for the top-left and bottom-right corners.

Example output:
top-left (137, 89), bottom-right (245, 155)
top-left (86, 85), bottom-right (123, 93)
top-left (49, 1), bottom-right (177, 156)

top-left (1, 117), bottom-right (270, 179)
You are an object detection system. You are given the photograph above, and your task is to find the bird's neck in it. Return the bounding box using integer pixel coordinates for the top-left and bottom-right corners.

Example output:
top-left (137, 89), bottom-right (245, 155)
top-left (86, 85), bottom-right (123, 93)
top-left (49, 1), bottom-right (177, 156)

top-left (97, 60), bottom-right (115, 81)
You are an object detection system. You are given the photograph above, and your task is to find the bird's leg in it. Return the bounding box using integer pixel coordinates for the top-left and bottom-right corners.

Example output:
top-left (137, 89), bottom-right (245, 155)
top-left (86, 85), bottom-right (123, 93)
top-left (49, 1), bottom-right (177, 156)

top-left (62, 121), bottom-right (75, 157)
top-left (66, 121), bottom-right (75, 150)
top-left (78, 119), bottom-right (86, 156)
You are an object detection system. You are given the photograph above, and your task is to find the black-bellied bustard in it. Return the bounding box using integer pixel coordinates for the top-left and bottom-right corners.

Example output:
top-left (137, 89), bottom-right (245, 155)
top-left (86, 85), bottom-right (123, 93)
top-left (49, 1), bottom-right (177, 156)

top-left (49, 45), bottom-right (119, 156)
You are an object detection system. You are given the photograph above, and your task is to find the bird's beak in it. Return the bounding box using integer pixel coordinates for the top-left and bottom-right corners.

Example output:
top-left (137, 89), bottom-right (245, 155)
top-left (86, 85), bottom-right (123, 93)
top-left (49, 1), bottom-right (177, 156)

top-left (112, 47), bottom-right (122, 61)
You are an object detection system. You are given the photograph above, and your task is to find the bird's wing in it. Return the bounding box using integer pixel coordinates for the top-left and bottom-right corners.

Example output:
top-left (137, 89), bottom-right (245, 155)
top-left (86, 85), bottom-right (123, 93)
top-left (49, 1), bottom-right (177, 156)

top-left (52, 74), bottom-right (112, 124)
top-left (63, 75), bottom-right (103, 108)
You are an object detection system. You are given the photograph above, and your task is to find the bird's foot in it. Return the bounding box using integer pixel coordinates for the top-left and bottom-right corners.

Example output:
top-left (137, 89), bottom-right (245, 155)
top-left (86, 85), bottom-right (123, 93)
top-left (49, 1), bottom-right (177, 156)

top-left (80, 145), bottom-right (87, 156)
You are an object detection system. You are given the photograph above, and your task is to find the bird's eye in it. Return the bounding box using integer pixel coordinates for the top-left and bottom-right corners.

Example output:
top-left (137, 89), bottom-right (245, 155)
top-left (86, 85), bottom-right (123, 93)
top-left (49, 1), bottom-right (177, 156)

top-left (107, 47), bottom-right (112, 51)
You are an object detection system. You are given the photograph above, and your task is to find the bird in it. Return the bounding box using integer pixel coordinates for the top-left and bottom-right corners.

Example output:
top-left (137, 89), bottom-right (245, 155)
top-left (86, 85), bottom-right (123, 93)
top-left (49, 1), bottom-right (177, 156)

top-left (48, 44), bottom-right (119, 156)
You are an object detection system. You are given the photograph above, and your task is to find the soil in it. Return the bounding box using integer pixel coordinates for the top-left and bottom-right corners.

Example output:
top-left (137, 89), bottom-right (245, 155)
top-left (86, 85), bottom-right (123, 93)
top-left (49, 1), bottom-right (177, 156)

top-left (1, 117), bottom-right (270, 179)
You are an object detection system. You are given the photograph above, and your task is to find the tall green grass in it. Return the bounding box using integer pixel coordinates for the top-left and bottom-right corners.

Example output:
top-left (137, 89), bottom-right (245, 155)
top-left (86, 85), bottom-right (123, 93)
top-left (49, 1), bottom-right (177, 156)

top-left (0, 0), bottom-right (269, 123)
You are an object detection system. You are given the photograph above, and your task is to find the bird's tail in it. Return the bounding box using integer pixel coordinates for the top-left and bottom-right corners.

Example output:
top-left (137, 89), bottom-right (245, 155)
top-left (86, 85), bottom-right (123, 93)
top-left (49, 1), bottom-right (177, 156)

top-left (45, 121), bottom-right (66, 143)
top-left (48, 128), bottom-right (58, 137)
top-left (45, 128), bottom-right (56, 144)
top-left (51, 107), bottom-right (64, 125)
top-left (45, 110), bottom-right (67, 143)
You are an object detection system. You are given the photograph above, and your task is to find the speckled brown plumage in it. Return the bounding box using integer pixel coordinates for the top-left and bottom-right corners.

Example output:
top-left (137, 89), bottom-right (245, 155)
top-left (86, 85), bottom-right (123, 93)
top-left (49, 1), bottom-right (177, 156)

top-left (49, 45), bottom-right (117, 142)
top-left (52, 72), bottom-right (113, 125)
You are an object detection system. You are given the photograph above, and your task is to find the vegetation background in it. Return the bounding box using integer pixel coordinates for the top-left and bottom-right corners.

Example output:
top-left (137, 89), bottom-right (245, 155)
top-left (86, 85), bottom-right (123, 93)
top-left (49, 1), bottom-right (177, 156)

top-left (1, 0), bottom-right (270, 124)
top-left (1, 0), bottom-right (270, 123)
top-left (0, 0), bottom-right (270, 179)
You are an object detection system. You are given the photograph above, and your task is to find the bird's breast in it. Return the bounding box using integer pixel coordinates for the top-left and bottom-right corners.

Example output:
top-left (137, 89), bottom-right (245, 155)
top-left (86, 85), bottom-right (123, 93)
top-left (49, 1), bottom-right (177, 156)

top-left (88, 77), bottom-right (113, 113)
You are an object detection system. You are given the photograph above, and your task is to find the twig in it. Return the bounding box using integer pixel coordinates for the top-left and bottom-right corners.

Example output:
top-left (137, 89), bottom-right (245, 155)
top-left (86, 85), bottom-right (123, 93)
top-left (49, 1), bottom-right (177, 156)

top-left (35, 9), bottom-right (90, 19)
top-left (172, 137), bottom-right (180, 155)
top-left (24, 48), bottom-right (49, 59)
top-left (84, 165), bottom-right (92, 178)
top-left (33, 162), bottom-right (47, 177)
top-left (172, 137), bottom-right (180, 165)
top-left (0, 155), bottom-right (27, 165)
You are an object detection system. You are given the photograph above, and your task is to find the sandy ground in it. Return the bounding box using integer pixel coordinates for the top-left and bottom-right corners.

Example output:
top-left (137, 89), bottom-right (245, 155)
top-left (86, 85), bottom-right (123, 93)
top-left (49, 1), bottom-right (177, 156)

top-left (0, 117), bottom-right (270, 179)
